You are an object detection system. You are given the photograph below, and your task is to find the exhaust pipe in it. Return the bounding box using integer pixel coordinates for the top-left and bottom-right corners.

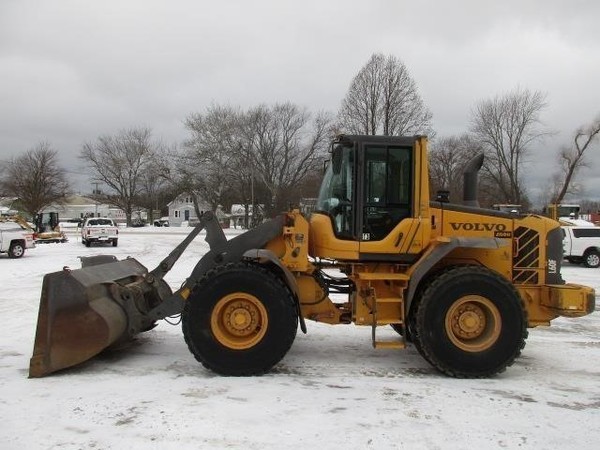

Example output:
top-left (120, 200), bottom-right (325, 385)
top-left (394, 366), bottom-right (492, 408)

top-left (463, 153), bottom-right (484, 207)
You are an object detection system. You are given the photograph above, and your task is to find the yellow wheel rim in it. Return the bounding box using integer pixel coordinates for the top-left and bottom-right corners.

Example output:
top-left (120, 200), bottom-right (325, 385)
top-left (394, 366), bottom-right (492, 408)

top-left (211, 292), bottom-right (268, 350)
top-left (445, 295), bottom-right (501, 352)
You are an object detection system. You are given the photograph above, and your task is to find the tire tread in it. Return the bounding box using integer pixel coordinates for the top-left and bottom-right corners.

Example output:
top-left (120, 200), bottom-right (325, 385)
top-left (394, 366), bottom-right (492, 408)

top-left (182, 262), bottom-right (297, 376)
top-left (414, 265), bottom-right (528, 378)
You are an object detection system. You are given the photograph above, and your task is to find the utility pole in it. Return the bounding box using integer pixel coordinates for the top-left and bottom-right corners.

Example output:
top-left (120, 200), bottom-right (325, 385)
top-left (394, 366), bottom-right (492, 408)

top-left (251, 166), bottom-right (255, 212)
top-left (92, 182), bottom-right (101, 217)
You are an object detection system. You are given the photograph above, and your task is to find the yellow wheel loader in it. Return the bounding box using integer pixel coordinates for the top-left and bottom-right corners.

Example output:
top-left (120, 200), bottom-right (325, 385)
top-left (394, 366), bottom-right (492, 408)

top-left (5, 212), bottom-right (69, 243)
top-left (34, 212), bottom-right (68, 244)
top-left (29, 135), bottom-right (595, 378)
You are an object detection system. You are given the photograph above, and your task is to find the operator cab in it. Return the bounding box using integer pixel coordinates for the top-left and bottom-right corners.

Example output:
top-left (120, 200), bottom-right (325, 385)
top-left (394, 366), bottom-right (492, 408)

top-left (312, 135), bottom-right (431, 261)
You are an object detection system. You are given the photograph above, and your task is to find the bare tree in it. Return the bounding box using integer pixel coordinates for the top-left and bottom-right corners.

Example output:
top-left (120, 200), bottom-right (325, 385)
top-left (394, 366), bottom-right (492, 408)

top-left (338, 53), bottom-right (433, 136)
top-left (136, 147), bottom-right (173, 224)
top-left (181, 103), bottom-right (332, 221)
top-left (551, 116), bottom-right (600, 204)
top-left (0, 142), bottom-right (70, 218)
top-left (81, 127), bottom-right (161, 226)
top-left (226, 139), bottom-right (269, 228)
top-left (470, 88), bottom-right (549, 206)
top-left (182, 104), bottom-right (244, 216)
top-left (243, 103), bottom-right (332, 216)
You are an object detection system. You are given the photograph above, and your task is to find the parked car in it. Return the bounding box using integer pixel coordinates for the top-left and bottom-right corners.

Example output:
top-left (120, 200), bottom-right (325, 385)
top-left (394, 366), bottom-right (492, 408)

top-left (81, 218), bottom-right (119, 247)
top-left (0, 221), bottom-right (36, 258)
top-left (153, 217), bottom-right (169, 227)
top-left (131, 218), bottom-right (146, 227)
top-left (562, 226), bottom-right (600, 268)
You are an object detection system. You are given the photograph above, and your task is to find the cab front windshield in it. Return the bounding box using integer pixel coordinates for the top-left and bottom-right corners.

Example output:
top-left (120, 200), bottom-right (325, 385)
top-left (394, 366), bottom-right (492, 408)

top-left (316, 144), bottom-right (354, 238)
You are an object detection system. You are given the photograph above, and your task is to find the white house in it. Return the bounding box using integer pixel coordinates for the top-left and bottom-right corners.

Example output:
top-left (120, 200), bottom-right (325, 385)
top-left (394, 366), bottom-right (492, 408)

top-left (0, 197), bottom-right (19, 216)
top-left (40, 195), bottom-right (145, 225)
top-left (167, 194), bottom-right (212, 227)
top-left (229, 204), bottom-right (264, 229)
top-left (41, 195), bottom-right (111, 221)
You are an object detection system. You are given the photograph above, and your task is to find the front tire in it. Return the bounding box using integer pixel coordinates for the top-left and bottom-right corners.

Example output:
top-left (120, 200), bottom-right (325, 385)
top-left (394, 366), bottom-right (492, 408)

top-left (584, 250), bottom-right (600, 268)
top-left (182, 262), bottom-right (298, 376)
top-left (390, 323), bottom-right (412, 342)
top-left (8, 242), bottom-right (25, 258)
top-left (413, 266), bottom-right (527, 378)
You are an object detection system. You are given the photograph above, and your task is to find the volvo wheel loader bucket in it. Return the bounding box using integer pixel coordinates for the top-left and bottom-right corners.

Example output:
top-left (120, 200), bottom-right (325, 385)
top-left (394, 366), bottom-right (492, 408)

top-left (29, 256), bottom-right (167, 378)
top-left (28, 211), bottom-right (284, 377)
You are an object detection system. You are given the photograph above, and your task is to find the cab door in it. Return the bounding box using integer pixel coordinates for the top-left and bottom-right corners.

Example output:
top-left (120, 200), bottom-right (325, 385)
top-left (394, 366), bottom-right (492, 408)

top-left (358, 138), bottom-right (430, 260)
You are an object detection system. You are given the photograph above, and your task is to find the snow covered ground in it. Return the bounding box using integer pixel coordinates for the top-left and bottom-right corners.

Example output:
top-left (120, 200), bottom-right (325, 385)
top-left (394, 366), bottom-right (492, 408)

top-left (1, 227), bottom-right (599, 450)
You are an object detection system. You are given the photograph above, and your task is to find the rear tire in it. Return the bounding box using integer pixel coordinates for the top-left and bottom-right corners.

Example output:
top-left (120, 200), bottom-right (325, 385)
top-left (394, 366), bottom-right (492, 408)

top-left (85, 240), bottom-right (91, 247)
top-left (8, 242), bottom-right (25, 258)
top-left (112, 239), bottom-right (118, 247)
top-left (413, 266), bottom-right (527, 378)
top-left (583, 250), bottom-right (600, 268)
top-left (182, 262), bottom-right (298, 376)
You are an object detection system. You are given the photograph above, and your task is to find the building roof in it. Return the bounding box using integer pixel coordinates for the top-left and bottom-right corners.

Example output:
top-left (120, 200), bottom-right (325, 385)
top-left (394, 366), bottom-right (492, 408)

top-left (0, 197), bottom-right (18, 207)
top-left (62, 195), bottom-right (101, 206)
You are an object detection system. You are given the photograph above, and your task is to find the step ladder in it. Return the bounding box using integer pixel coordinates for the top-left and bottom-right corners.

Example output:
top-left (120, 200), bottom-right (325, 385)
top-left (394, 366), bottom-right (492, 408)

top-left (354, 271), bottom-right (408, 350)
top-left (370, 295), bottom-right (406, 350)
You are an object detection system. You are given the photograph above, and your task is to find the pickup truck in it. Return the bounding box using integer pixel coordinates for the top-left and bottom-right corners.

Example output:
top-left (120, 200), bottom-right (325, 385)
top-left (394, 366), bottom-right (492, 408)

top-left (81, 218), bottom-right (119, 247)
top-left (0, 221), bottom-right (36, 258)
top-left (562, 226), bottom-right (600, 268)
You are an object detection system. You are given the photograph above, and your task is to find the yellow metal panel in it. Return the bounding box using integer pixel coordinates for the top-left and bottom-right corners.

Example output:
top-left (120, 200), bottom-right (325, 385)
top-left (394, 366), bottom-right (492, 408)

top-left (355, 272), bottom-right (409, 281)
top-left (374, 341), bottom-right (405, 349)
top-left (295, 272), bottom-right (345, 325)
top-left (542, 283), bottom-right (596, 317)
top-left (309, 213), bottom-right (359, 260)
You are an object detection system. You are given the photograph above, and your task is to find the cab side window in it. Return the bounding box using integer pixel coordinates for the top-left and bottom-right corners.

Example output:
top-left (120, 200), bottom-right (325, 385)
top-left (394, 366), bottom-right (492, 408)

top-left (363, 145), bottom-right (412, 241)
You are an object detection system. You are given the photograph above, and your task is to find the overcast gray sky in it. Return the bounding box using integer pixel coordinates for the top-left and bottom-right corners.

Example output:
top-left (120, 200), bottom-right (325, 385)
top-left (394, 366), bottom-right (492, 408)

top-left (1, 0), bottom-right (599, 204)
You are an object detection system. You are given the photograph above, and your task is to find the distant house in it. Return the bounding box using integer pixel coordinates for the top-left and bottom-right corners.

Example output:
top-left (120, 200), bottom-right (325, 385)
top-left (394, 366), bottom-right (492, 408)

top-left (167, 194), bottom-right (212, 227)
top-left (0, 197), bottom-right (18, 217)
top-left (41, 195), bottom-right (136, 224)
top-left (229, 204), bottom-right (264, 229)
top-left (41, 195), bottom-right (108, 221)
top-left (299, 198), bottom-right (318, 216)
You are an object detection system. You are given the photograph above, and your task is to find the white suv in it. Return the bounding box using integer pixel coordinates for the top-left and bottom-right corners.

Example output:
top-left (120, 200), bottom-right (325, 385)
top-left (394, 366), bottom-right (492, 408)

top-left (562, 226), bottom-right (600, 268)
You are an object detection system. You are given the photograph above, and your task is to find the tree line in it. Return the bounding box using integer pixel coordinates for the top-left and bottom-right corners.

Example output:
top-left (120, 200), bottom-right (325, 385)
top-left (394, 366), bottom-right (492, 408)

top-left (430, 89), bottom-right (600, 210)
top-left (1, 52), bottom-right (599, 225)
